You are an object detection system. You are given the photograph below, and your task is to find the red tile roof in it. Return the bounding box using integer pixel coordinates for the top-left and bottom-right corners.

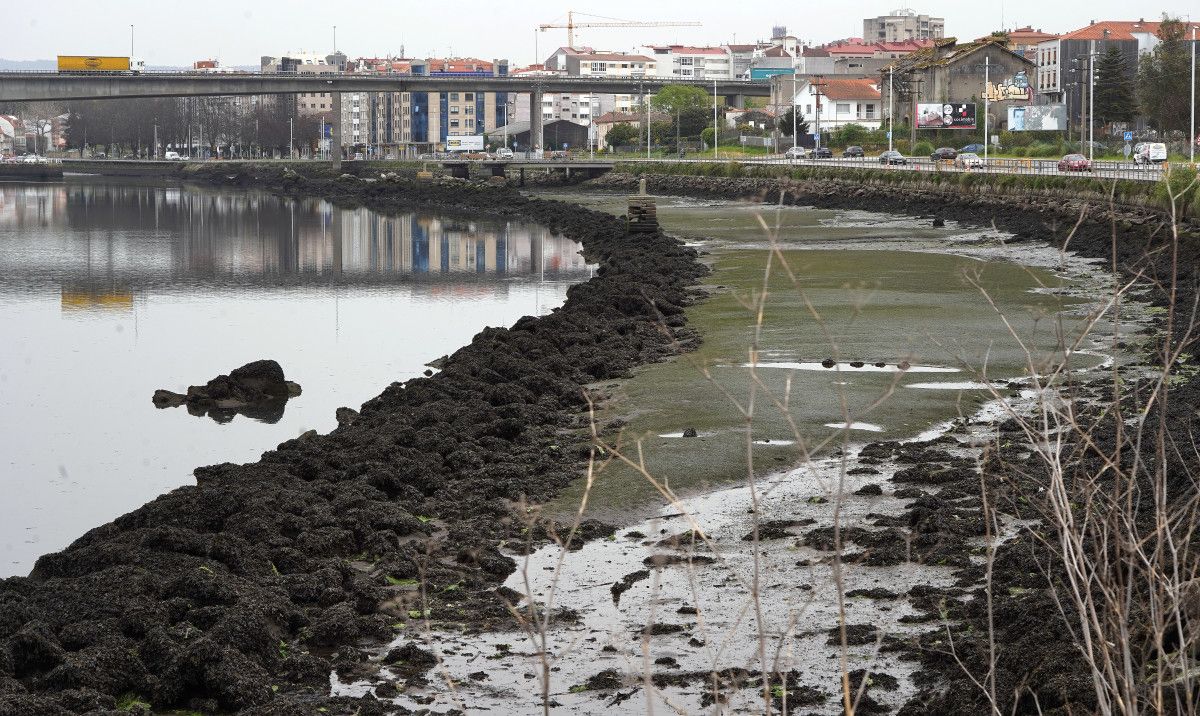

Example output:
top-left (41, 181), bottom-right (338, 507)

top-left (816, 78), bottom-right (881, 100)
top-left (1059, 20), bottom-right (1199, 41)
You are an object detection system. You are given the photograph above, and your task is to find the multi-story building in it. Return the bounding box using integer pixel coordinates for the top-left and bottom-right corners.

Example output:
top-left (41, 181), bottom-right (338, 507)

top-left (864, 11), bottom-right (945, 43)
top-left (507, 64), bottom-right (614, 128)
top-left (1034, 19), bottom-right (1200, 127)
top-left (1003, 27), bottom-right (1059, 61)
top-left (544, 49), bottom-right (657, 114)
top-left (882, 38), bottom-right (1035, 132)
top-left (641, 45), bottom-right (732, 80)
top-left (777, 78), bottom-right (884, 131)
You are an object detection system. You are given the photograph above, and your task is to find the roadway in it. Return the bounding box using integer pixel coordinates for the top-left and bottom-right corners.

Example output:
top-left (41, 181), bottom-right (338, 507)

top-left (0, 71), bottom-right (771, 102)
top-left (53, 155), bottom-right (1179, 183)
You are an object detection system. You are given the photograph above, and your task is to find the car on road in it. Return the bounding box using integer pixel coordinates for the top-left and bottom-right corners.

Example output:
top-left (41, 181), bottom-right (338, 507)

top-left (810, 147), bottom-right (833, 159)
top-left (878, 150), bottom-right (907, 165)
top-left (164, 151), bottom-right (183, 161)
top-left (548, 150), bottom-right (569, 160)
top-left (1058, 153), bottom-right (1092, 172)
top-left (494, 147), bottom-right (514, 160)
top-left (783, 146), bottom-right (807, 160)
top-left (930, 147), bottom-right (957, 161)
top-left (842, 145), bottom-right (864, 158)
top-left (958, 143), bottom-right (988, 154)
top-left (955, 152), bottom-right (984, 169)
top-left (1133, 142), bottom-right (1167, 165)
top-left (351, 152), bottom-right (365, 161)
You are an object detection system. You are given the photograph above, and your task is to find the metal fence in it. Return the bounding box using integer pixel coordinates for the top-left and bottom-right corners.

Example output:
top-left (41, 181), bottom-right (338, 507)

top-left (629, 154), bottom-right (1189, 183)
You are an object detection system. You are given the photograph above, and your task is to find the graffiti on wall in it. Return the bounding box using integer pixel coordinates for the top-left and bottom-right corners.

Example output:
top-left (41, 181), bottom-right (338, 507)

top-left (984, 70), bottom-right (1033, 102)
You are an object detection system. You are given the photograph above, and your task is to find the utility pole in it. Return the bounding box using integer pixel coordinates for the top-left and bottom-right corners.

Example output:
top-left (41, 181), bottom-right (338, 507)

top-left (130, 25), bottom-right (134, 58)
top-left (1191, 26), bottom-right (1196, 163)
top-left (813, 76), bottom-right (826, 150)
top-left (713, 78), bottom-right (718, 159)
top-left (910, 78), bottom-right (922, 147)
top-left (791, 75), bottom-right (798, 152)
top-left (289, 117), bottom-right (294, 160)
top-left (153, 122), bottom-right (157, 160)
top-left (644, 88), bottom-right (650, 159)
top-left (983, 55), bottom-right (989, 164)
top-left (888, 67), bottom-right (894, 152)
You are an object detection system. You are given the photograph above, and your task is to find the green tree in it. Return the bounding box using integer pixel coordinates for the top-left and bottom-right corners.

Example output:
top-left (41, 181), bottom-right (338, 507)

top-left (776, 107), bottom-right (810, 137)
top-left (604, 122), bottom-right (639, 149)
top-left (1137, 18), bottom-right (1194, 133)
top-left (831, 123), bottom-right (870, 147)
top-left (650, 85), bottom-right (711, 115)
top-left (1093, 46), bottom-right (1135, 126)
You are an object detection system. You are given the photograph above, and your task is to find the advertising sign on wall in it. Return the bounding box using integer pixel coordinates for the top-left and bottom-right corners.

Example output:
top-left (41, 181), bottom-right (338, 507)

top-left (916, 103), bottom-right (976, 129)
top-left (1008, 104), bottom-right (1067, 131)
top-left (446, 135), bottom-right (485, 151)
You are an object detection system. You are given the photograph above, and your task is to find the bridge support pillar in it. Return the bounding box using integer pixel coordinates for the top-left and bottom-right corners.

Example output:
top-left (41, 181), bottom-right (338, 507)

top-left (331, 92), bottom-right (342, 169)
top-left (530, 89), bottom-right (543, 158)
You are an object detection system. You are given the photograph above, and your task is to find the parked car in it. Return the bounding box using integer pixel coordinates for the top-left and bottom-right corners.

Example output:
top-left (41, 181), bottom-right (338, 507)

top-left (783, 146), bottom-right (807, 159)
top-left (878, 150), bottom-right (907, 165)
top-left (164, 150), bottom-right (183, 161)
top-left (958, 143), bottom-right (987, 154)
top-left (842, 145), bottom-right (864, 158)
top-left (810, 147), bottom-right (833, 159)
top-left (548, 150), bottom-right (569, 160)
top-left (1058, 153), bottom-right (1092, 172)
top-left (955, 152), bottom-right (984, 169)
top-left (1133, 142), bottom-right (1167, 165)
top-left (494, 147), bottom-right (514, 160)
top-left (351, 152), bottom-right (365, 161)
top-left (930, 147), bottom-right (958, 161)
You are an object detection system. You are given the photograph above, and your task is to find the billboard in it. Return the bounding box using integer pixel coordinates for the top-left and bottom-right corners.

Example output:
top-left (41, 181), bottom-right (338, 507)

top-left (446, 135), bottom-right (485, 151)
top-left (917, 103), bottom-right (976, 129)
top-left (1008, 104), bottom-right (1067, 131)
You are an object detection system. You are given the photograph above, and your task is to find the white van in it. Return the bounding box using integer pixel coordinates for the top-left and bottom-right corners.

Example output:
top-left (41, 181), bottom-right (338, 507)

top-left (164, 151), bottom-right (183, 161)
top-left (1135, 142), bottom-right (1167, 165)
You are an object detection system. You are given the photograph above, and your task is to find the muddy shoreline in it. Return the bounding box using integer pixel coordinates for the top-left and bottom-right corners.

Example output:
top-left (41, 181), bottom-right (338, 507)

top-left (0, 167), bottom-right (707, 715)
top-left (3, 165), bottom-right (1196, 715)
top-left (582, 171), bottom-right (1200, 714)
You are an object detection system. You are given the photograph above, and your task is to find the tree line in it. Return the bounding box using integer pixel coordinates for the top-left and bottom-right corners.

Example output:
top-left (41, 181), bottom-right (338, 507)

top-left (2, 95), bottom-right (331, 157)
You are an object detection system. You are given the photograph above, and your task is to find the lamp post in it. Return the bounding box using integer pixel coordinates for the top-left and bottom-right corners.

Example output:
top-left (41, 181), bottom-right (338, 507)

top-left (791, 76), bottom-right (798, 153)
top-left (130, 25), bottom-right (134, 58)
top-left (712, 77), bottom-right (718, 159)
top-left (1089, 42), bottom-right (1099, 164)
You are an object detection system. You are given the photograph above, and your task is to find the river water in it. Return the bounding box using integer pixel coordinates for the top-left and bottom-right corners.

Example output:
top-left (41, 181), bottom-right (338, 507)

top-left (0, 179), bottom-right (591, 576)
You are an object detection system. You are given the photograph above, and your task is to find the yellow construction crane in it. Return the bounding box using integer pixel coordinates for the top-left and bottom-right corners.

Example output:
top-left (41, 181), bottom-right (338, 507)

top-left (538, 10), bottom-right (701, 51)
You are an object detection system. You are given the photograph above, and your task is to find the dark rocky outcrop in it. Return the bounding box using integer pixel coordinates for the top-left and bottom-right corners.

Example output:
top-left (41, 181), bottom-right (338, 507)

top-left (152, 359), bottom-right (301, 424)
top-left (0, 170), bottom-right (707, 715)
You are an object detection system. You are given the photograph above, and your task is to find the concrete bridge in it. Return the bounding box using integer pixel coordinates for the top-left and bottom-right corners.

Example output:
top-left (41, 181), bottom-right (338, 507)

top-left (0, 72), bottom-right (769, 166)
top-left (439, 159), bottom-right (615, 183)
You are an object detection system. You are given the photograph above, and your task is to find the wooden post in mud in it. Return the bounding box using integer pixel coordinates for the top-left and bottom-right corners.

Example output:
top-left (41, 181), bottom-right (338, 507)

top-left (628, 177), bottom-right (657, 231)
top-left (627, 179), bottom-right (657, 234)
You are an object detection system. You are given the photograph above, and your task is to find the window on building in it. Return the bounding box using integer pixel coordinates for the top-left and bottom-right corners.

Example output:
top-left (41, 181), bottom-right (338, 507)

top-left (836, 103), bottom-right (850, 115)
top-left (864, 104), bottom-right (876, 118)
top-left (465, 93), bottom-right (474, 100)
top-left (465, 105), bottom-right (474, 115)
top-left (450, 119), bottom-right (460, 128)
top-left (590, 62), bottom-right (606, 72)
top-left (450, 92), bottom-right (459, 101)
top-left (466, 119), bottom-right (474, 127)
top-left (450, 106), bottom-right (460, 114)
top-left (680, 57), bottom-right (693, 66)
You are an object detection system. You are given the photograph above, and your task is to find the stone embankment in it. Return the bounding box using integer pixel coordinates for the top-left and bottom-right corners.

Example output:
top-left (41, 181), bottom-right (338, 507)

top-left (0, 166), bottom-right (706, 715)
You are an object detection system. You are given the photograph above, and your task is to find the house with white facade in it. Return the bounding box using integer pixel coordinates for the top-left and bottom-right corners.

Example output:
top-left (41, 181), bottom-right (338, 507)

top-left (791, 78), bottom-right (883, 131)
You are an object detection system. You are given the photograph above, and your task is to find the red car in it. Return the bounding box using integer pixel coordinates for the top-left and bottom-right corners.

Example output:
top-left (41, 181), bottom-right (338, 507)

top-left (1058, 154), bottom-right (1092, 172)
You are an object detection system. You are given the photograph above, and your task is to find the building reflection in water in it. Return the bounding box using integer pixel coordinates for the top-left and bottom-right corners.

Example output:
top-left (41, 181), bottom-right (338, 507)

top-left (0, 181), bottom-right (592, 304)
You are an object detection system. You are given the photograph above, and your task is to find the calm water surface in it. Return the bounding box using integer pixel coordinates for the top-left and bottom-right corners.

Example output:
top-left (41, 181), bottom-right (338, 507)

top-left (0, 179), bottom-right (591, 575)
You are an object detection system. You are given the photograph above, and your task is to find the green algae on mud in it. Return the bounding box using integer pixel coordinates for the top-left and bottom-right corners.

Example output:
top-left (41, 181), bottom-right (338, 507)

top-left (547, 198), bottom-right (1112, 515)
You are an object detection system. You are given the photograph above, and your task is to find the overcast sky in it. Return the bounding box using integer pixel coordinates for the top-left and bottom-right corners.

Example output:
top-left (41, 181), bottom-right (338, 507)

top-left (13, 1), bottom-right (1198, 67)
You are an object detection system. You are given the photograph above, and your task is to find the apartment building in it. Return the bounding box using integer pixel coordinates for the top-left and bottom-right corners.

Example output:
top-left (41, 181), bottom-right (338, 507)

top-left (641, 45), bottom-right (732, 80)
top-left (863, 11), bottom-right (945, 42)
top-left (544, 48), bottom-right (656, 114)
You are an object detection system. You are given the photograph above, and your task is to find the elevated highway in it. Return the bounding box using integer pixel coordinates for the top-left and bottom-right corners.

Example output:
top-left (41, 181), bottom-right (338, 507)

top-left (0, 71), bottom-right (769, 167)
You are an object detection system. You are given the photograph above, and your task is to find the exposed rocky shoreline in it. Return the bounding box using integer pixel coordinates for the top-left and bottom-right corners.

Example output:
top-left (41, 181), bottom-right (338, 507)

top-left (3, 164), bottom-right (1196, 715)
top-left (0, 167), bottom-right (707, 715)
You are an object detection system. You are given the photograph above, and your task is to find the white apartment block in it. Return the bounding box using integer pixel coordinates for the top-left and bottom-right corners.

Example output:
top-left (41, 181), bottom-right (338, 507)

top-left (642, 46), bottom-right (733, 80)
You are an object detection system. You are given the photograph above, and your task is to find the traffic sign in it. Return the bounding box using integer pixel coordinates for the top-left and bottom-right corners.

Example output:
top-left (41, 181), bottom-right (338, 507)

top-left (886, 131), bottom-right (892, 139)
top-left (1124, 131), bottom-right (1133, 142)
